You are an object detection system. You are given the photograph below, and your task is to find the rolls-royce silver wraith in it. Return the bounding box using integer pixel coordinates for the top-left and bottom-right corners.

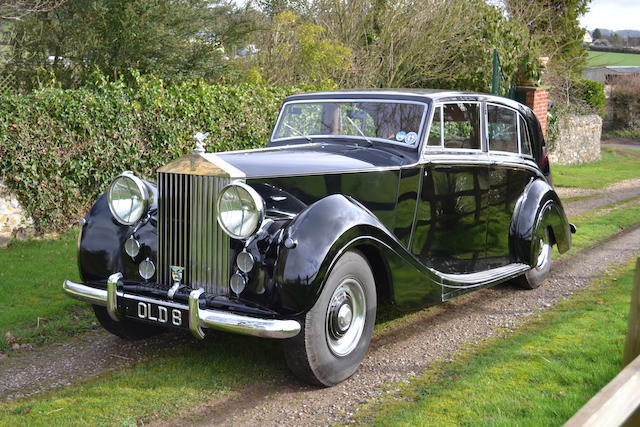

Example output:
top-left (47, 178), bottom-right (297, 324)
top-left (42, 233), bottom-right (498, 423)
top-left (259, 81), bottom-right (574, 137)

top-left (63, 90), bottom-right (574, 386)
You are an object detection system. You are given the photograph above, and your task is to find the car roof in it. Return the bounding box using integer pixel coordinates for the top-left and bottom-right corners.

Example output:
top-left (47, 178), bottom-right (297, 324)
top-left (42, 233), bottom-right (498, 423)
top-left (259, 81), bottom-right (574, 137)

top-left (283, 89), bottom-right (527, 111)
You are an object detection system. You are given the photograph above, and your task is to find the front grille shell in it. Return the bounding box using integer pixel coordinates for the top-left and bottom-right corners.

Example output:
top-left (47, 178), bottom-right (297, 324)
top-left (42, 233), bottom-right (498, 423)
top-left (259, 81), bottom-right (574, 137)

top-left (157, 172), bottom-right (231, 296)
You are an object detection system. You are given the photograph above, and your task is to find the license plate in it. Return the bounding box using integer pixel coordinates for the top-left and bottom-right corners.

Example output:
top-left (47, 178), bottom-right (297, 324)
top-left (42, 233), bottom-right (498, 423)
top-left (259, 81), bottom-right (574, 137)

top-left (121, 296), bottom-right (189, 329)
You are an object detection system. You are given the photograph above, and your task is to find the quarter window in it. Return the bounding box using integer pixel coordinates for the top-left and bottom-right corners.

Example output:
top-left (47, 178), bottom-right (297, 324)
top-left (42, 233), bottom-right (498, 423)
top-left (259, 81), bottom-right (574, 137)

top-left (519, 116), bottom-right (532, 156)
top-left (487, 105), bottom-right (518, 153)
top-left (442, 103), bottom-right (481, 150)
top-left (428, 106), bottom-right (442, 146)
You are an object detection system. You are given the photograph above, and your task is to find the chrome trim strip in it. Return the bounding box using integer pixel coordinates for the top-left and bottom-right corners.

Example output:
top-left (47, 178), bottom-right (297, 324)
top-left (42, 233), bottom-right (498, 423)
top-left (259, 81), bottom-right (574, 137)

top-left (107, 273), bottom-right (122, 321)
top-left (62, 280), bottom-right (301, 339)
top-left (201, 153), bottom-right (245, 179)
top-left (439, 263), bottom-right (530, 289)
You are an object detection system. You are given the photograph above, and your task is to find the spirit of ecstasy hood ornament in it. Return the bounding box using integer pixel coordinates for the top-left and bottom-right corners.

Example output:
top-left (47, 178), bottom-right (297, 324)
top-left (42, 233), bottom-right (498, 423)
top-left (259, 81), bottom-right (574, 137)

top-left (193, 132), bottom-right (209, 154)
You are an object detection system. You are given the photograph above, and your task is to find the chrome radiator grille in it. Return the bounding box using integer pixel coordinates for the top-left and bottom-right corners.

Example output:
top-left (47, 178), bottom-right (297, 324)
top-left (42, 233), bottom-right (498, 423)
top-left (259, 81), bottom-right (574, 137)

top-left (157, 172), bottom-right (231, 295)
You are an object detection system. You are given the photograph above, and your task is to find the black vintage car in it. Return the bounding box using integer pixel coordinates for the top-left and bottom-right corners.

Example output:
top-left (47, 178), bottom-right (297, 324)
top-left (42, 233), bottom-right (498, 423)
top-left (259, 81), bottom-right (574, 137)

top-left (63, 90), bottom-right (574, 386)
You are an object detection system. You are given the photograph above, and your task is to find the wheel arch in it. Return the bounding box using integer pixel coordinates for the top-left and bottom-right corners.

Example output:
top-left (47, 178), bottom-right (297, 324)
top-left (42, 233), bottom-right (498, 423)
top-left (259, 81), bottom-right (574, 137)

top-left (274, 194), bottom-right (417, 315)
top-left (509, 178), bottom-right (572, 266)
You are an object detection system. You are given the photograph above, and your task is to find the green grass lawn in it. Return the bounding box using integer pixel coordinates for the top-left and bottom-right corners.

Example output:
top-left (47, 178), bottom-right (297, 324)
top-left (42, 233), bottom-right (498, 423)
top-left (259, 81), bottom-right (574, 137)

top-left (0, 229), bottom-right (94, 353)
top-left (587, 50), bottom-right (640, 67)
top-left (561, 196), bottom-right (640, 258)
top-left (553, 149), bottom-right (640, 189)
top-left (0, 333), bottom-right (286, 426)
top-left (360, 259), bottom-right (637, 426)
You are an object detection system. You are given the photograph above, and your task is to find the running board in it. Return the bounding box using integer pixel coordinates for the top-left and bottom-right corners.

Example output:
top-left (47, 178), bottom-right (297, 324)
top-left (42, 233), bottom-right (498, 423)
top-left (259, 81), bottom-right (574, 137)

top-left (439, 263), bottom-right (530, 289)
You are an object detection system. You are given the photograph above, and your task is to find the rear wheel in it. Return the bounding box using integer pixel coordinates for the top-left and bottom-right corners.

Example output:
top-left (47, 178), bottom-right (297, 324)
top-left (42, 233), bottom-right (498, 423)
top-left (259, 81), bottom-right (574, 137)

top-left (514, 227), bottom-right (552, 290)
top-left (284, 250), bottom-right (376, 387)
top-left (93, 305), bottom-right (164, 340)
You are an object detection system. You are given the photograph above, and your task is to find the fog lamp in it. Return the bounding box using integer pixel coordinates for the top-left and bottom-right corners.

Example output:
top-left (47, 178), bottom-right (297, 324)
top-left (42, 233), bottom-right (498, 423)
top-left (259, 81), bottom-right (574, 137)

top-left (230, 273), bottom-right (246, 295)
top-left (125, 236), bottom-right (141, 258)
top-left (139, 258), bottom-right (155, 280)
top-left (236, 251), bottom-right (255, 273)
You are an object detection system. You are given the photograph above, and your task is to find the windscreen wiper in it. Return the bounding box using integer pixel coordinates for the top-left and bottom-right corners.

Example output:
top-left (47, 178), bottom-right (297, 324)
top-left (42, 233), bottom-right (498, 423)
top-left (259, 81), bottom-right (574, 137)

top-left (283, 123), bottom-right (312, 142)
top-left (345, 116), bottom-right (373, 146)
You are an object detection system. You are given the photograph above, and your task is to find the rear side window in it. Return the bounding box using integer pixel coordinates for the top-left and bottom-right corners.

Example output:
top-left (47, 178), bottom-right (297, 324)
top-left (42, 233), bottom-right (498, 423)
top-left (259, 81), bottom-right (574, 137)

top-left (442, 103), bottom-right (481, 150)
top-left (519, 116), bottom-right (532, 156)
top-left (487, 104), bottom-right (518, 153)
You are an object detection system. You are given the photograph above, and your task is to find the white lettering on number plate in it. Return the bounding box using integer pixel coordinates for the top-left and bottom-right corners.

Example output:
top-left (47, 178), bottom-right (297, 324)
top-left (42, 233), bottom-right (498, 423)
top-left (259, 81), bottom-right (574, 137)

top-left (137, 302), bottom-right (181, 326)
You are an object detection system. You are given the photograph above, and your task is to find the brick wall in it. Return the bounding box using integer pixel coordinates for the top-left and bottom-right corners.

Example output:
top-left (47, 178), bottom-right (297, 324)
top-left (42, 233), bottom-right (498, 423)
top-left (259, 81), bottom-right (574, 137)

top-left (524, 88), bottom-right (549, 136)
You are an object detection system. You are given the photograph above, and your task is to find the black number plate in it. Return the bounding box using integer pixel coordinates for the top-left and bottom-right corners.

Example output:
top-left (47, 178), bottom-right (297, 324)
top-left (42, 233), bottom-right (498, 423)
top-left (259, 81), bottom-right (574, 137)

top-left (121, 296), bottom-right (189, 330)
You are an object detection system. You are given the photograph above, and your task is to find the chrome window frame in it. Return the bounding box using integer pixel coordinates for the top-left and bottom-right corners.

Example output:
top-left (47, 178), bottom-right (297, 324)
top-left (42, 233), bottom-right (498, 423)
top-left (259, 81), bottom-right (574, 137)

top-left (422, 101), bottom-right (484, 154)
top-left (518, 114), bottom-right (533, 158)
top-left (270, 98), bottom-right (429, 149)
top-left (485, 102), bottom-right (535, 161)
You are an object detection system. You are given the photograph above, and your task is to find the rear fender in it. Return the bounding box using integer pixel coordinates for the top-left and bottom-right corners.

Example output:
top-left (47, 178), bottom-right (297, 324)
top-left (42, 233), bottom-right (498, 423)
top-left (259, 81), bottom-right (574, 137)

top-left (510, 179), bottom-right (571, 265)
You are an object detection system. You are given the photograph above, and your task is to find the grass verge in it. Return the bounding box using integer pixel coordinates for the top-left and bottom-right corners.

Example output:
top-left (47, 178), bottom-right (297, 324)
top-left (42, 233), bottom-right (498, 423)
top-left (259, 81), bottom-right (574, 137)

top-left (553, 148), bottom-right (640, 189)
top-left (0, 332), bottom-right (287, 426)
top-left (560, 196), bottom-right (640, 258)
top-left (359, 258), bottom-right (637, 426)
top-left (0, 228), bottom-right (95, 354)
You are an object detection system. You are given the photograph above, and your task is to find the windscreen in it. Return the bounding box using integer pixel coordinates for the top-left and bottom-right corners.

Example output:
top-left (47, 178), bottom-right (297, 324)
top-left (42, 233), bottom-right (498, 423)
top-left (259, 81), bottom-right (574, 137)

top-left (273, 101), bottom-right (426, 145)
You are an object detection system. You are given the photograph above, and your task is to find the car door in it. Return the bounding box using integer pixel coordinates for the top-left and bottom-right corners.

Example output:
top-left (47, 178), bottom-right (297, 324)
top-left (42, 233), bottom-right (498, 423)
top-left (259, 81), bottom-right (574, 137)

top-left (410, 101), bottom-right (490, 275)
top-left (485, 103), bottom-right (539, 269)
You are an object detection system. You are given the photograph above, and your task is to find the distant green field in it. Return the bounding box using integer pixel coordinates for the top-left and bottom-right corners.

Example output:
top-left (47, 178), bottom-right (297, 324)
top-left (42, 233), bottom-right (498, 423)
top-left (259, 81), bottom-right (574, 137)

top-left (587, 50), bottom-right (640, 67)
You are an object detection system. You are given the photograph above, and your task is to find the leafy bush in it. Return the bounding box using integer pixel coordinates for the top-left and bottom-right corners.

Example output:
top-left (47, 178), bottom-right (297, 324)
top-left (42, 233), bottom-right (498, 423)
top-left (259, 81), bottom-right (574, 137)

top-left (0, 75), bottom-right (327, 232)
top-left (571, 78), bottom-right (606, 117)
top-left (609, 74), bottom-right (640, 131)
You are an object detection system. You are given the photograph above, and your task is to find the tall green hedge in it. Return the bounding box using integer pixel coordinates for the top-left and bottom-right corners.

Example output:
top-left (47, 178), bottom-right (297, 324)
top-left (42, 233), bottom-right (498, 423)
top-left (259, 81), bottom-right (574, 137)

top-left (0, 76), bottom-right (325, 232)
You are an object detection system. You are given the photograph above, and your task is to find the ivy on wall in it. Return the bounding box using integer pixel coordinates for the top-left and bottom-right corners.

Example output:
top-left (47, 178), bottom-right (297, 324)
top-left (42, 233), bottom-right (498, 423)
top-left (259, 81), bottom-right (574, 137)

top-left (0, 75), bottom-right (327, 232)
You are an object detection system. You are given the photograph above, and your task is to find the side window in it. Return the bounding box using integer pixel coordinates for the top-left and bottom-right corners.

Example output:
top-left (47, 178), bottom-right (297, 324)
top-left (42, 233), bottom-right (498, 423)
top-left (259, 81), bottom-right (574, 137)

top-left (428, 106), bottom-right (442, 146)
top-left (487, 104), bottom-right (518, 153)
top-left (519, 116), bottom-right (532, 156)
top-left (443, 103), bottom-right (480, 150)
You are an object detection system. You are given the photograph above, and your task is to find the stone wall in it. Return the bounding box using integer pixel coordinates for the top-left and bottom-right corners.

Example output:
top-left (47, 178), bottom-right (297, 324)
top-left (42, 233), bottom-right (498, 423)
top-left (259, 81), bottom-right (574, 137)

top-left (0, 181), bottom-right (34, 248)
top-left (548, 114), bottom-right (603, 166)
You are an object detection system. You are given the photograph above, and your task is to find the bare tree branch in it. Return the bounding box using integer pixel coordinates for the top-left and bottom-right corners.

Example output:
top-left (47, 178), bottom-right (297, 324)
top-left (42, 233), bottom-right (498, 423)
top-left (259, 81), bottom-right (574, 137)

top-left (1, 0), bottom-right (66, 21)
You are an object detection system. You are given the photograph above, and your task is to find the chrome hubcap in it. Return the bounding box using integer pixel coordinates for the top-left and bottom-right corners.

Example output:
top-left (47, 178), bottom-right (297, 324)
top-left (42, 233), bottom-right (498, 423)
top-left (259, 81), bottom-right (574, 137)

top-left (326, 278), bottom-right (366, 357)
top-left (535, 235), bottom-right (550, 270)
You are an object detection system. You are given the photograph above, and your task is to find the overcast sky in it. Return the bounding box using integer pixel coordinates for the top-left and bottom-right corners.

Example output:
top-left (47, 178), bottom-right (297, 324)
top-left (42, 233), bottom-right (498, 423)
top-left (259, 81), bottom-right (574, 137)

top-left (580, 0), bottom-right (640, 31)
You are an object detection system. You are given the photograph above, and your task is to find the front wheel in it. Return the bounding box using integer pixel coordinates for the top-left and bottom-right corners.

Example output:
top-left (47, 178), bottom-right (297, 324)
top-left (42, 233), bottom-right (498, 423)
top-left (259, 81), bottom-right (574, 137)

top-left (284, 250), bottom-right (376, 387)
top-left (513, 227), bottom-right (552, 290)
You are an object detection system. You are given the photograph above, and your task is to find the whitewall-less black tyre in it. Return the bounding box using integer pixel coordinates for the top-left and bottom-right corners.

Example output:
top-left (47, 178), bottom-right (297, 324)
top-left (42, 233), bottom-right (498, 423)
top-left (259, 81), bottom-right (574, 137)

top-left (284, 250), bottom-right (376, 387)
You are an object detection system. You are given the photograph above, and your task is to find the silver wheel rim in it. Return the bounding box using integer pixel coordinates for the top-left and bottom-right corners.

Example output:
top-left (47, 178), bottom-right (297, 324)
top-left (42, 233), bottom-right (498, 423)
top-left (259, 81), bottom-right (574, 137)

top-left (325, 278), bottom-right (366, 357)
top-left (534, 233), bottom-right (551, 270)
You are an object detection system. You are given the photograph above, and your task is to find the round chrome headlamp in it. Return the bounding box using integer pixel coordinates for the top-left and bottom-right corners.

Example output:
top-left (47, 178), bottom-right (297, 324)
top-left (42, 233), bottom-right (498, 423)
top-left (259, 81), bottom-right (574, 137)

top-left (216, 182), bottom-right (265, 240)
top-left (107, 172), bottom-right (150, 226)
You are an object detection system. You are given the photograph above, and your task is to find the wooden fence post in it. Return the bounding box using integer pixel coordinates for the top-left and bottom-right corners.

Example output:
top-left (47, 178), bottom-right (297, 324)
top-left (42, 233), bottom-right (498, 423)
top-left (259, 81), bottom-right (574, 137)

top-left (623, 257), bottom-right (640, 425)
top-left (623, 258), bottom-right (640, 367)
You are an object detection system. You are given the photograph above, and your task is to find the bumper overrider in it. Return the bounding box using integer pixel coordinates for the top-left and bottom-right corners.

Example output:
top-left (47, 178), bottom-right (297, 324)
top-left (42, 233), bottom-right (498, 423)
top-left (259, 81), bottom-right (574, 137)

top-left (62, 273), bottom-right (301, 340)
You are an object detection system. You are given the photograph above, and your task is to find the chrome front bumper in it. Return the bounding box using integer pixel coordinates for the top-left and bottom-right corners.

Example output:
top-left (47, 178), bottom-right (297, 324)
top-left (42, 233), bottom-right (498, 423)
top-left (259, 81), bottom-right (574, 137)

top-left (62, 274), bottom-right (301, 340)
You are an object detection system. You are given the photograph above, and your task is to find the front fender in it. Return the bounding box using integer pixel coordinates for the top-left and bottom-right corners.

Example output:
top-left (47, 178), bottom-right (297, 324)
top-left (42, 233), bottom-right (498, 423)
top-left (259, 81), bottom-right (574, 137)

top-left (273, 194), bottom-right (441, 314)
top-left (510, 179), bottom-right (571, 265)
top-left (79, 180), bottom-right (158, 285)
